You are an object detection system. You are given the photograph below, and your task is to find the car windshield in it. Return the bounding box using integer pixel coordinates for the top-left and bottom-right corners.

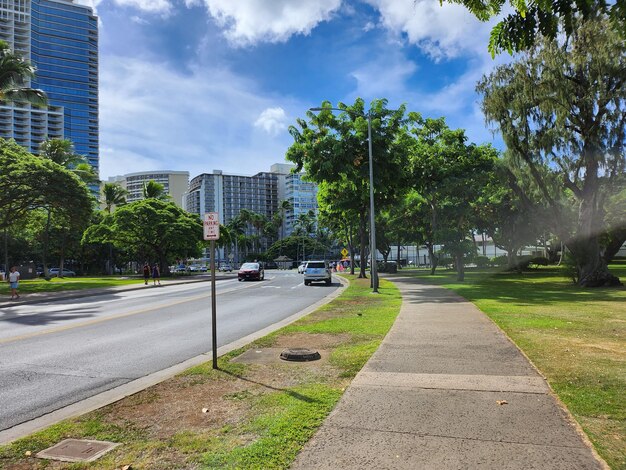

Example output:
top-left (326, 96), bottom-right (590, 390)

top-left (241, 263), bottom-right (259, 270)
top-left (307, 262), bottom-right (326, 269)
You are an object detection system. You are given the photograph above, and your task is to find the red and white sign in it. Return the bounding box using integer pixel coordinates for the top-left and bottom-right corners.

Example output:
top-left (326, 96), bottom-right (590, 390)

top-left (203, 212), bottom-right (220, 240)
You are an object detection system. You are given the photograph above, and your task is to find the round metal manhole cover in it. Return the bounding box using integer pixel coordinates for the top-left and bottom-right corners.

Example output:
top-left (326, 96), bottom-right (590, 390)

top-left (280, 348), bottom-right (321, 362)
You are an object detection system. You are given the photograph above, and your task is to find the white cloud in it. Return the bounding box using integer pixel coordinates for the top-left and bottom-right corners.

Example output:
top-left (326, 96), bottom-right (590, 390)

top-left (350, 55), bottom-right (418, 98)
top-left (363, 21), bottom-right (376, 32)
top-left (130, 15), bottom-right (149, 24)
top-left (98, 56), bottom-right (298, 179)
top-left (364, 0), bottom-right (496, 60)
top-left (201, 0), bottom-right (342, 46)
top-left (254, 107), bottom-right (288, 136)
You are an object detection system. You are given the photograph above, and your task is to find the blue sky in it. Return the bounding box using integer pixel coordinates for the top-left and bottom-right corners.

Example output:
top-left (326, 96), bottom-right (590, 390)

top-left (84, 0), bottom-right (509, 180)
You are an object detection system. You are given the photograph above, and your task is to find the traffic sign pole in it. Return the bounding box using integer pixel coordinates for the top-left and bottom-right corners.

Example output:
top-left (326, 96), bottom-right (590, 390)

top-left (211, 239), bottom-right (217, 369)
top-left (204, 212), bottom-right (220, 369)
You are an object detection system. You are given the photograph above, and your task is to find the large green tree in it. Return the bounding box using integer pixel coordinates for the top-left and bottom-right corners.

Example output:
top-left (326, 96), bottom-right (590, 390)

top-left (409, 118), bottom-right (498, 281)
top-left (477, 17), bottom-right (625, 286)
top-left (287, 98), bottom-right (409, 280)
top-left (39, 138), bottom-right (96, 276)
top-left (91, 199), bottom-right (202, 274)
top-left (0, 140), bottom-right (92, 270)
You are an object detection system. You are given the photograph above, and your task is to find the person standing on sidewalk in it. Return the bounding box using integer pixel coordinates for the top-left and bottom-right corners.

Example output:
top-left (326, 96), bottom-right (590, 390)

top-left (8, 266), bottom-right (20, 300)
top-left (152, 263), bottom-right (161, 286)
top-left (143, 262), bottom-right (150, 285)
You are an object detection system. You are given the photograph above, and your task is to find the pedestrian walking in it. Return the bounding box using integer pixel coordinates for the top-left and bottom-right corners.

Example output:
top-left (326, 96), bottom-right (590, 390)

top-left (8, 266), bottom-right (20, 300)
top-left (143, 262), bottom-right (150, 285)
top-left (152, 263), bottom-right (160, 285)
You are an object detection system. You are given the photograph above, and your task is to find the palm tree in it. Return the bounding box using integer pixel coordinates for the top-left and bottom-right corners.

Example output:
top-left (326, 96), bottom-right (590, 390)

top-left (102, 183), bottom-right (128, 214)
top-left (226, 216), bottom-right (246, 266)
top-left (142, 180), bottom-right (170, 200)
top-left (294, 210), bottom-right (316, 261)
top-left (0, 40), bottom-right (47, 106)
top-left (102, 183), bottom-right (128, 274)
top-left (278, 199), bottom-right (293, 255)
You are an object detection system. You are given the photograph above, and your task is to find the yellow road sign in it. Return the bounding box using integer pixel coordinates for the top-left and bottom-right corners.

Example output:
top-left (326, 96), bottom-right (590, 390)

top-left (341, 248), bottom-right (348, 257)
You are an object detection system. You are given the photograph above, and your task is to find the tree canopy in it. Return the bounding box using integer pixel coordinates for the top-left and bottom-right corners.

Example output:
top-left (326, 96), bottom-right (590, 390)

top-left (477, 16), bottom-right (625, 286)
top-left (447, 0), bottom-right (625, 56)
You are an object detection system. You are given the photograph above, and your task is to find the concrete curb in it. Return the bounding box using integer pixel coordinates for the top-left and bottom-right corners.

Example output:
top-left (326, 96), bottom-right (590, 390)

top-left (0, 275), bottom-right (348, 445)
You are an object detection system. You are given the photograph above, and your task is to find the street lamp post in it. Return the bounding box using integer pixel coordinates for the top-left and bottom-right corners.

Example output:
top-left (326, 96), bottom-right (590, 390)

top-left (310, 106), bottom-right (379, 293)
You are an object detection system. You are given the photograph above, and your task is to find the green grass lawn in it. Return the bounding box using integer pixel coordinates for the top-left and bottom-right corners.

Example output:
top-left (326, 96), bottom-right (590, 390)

top-left (0, 276), bottom-right (146, 296)
top-left (0, 276), bottom-right (402, 469)
top-left (414, 261), bottom-right (626, 470)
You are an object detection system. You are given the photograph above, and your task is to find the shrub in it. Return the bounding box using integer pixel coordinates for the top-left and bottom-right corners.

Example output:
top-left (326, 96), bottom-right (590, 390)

top-left (491, 255), bottom-right (508, 267)
top-left (475, 256), bottom-right (490, 268)
top-left (529, 257), bottom-right (550, 267)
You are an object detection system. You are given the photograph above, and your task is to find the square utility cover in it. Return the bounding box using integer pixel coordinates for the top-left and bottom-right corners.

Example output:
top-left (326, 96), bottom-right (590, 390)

top-left (37, 438), bottom-right (120, 462)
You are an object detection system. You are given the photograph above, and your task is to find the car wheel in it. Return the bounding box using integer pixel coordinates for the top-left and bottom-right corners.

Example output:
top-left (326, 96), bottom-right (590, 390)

top-left (326, 279), bottom-right (331, 285)
top-left (238, 278), bottom-right (243, 282)
top-left (304, 280), bottom-right (310, 286)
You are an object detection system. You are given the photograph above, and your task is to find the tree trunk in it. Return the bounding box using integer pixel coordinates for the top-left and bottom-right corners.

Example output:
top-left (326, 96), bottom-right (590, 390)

top-left (358, 209), bottom-right (367, 279)
top-left (602, 229), bottom-right (626, 264)
top-left (455, 251), bottom-right (465, 281)
top-left (58, 232), bottom-right (66, 278)
top-left (427, 242), bottom-right (438, 275)
top-left (569, 159), bottom-right (622, 287)
top-left (396, 242), bottom-right (401, 268)
top-left (42, 209), bottom-right (51, 278)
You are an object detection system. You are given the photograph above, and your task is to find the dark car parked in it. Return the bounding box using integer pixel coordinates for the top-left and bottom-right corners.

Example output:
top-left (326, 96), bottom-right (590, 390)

top-left (238, 262), bottom-right (264, 281)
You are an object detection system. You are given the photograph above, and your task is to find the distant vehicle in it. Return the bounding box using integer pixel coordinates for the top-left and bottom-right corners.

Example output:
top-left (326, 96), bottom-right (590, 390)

top-left (188, 265), bottom-right (202, 272)
top-left (200, 266), bottom-right (208, 272)
top-left (264, 261), bottom-right (278, 269)
top-left (238, 262), bottom-right (264, 281)
top-left (48, 268), bottom-right (76, 277)
top-left (298, 262), bottom-right (307, 274)
top-left (219, 264), bottom-right (232, 272)
top-left (174, 265), bottom-right (187, 273)
top-left (304, 261), bottom-right (331, 286)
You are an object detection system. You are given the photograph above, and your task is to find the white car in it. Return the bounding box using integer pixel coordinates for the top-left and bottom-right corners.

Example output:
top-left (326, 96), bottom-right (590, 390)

top-left (218, 264), bottom-right (232, 272)
top-left (298, 262), bottom-right (307, 274)
top-left (304, 261), bottom-right (332, 286)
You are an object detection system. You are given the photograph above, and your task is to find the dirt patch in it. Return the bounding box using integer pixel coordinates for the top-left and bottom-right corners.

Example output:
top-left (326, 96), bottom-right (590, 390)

top-left (102, 375), bottom-right (256, 440)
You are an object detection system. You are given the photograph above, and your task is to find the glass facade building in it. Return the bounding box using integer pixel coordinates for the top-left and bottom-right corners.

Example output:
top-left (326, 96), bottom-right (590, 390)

top-left (0, 0), bottom-right (98, 172)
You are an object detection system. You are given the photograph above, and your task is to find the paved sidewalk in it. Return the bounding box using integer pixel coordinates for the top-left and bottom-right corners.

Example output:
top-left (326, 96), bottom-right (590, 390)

top-left (292, 275), bottom-right (606, 469)
top-left (0, 275), bottom-right (223, 310)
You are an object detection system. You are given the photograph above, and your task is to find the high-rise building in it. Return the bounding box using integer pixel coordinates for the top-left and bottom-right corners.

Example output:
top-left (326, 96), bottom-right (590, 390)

top-left (186, 169), bottom-right (279, 231)
top-left (0, 0), bottom-right (99, 173)
top-left (185, 164), bottom-right (318, 263)
top-left (270, 163), bottom-right (318, 236)
top-left (106, 171), bottom-right (190, 208)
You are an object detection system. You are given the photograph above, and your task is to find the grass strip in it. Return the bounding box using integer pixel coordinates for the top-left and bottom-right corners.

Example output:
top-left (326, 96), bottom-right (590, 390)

top-left (0, 275), bottom-right (401, 469)
top-left (0, 276), bottom-right (146, 296)
top-left (414, 262), bottom-right (626, 470)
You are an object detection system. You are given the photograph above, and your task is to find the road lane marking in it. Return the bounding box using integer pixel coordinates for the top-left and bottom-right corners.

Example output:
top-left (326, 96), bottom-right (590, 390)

top-left (0, 280), bottom-right (271, 345)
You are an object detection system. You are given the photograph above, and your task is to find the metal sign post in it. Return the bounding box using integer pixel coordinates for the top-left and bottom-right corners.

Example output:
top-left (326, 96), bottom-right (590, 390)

top-left (203, 213), bottom-right (220, 369)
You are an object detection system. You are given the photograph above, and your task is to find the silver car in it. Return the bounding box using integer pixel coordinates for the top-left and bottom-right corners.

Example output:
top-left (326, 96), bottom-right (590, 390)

top-left (304, 261), bottom-right (332, 286)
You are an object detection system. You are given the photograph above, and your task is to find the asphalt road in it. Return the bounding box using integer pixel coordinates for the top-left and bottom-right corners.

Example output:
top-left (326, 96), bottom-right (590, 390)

top-left (0, 271), bottom-right (340, 433)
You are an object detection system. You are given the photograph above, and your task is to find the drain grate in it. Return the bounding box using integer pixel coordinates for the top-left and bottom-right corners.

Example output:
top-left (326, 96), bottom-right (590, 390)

top-left (280, 348), bottom-right (321, 362)
top-left (36, 439), bottom-right (120, 462)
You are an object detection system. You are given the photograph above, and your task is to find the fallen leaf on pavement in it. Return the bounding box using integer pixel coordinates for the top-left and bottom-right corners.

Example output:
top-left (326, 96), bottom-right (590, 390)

top-left (496, 400), bottom-right (508, 406)
top-left (202, 408), bottom-right (209, 413)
